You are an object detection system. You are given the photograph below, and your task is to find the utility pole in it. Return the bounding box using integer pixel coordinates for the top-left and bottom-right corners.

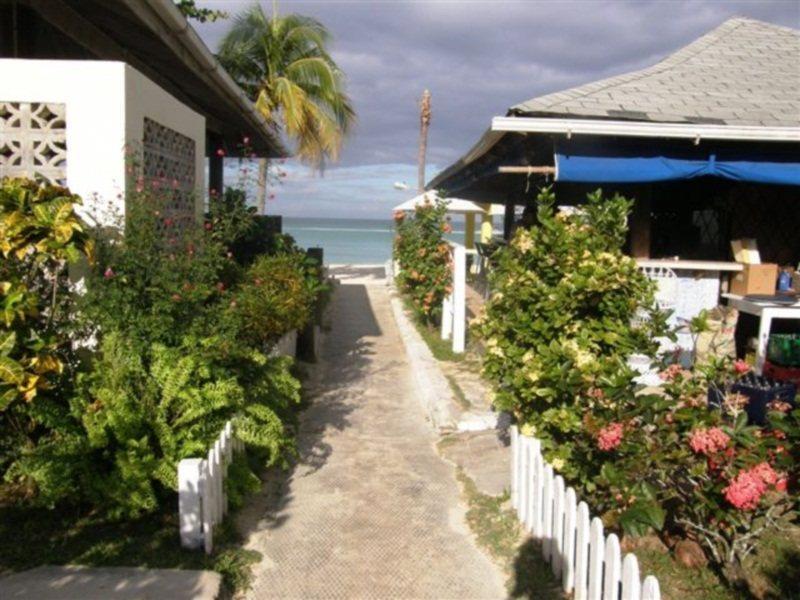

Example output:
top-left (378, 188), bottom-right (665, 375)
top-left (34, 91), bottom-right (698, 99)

top-left (417, 89), bottom-right (431, 192)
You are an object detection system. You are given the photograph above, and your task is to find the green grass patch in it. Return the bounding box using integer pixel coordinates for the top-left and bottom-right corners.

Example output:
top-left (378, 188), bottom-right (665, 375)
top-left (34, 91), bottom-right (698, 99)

top-left (400, 295), bottom-right (465, 362)
top-left (628, 526), bottom-right (800, 600)
top-left (634, 542), bottom-right (740, 600)
top-left (455, 469), bottom-right (562, 599)
top-left (0, 503), bottom-right (259, 596)
top-left (445, 374), bottom-right (471, 409)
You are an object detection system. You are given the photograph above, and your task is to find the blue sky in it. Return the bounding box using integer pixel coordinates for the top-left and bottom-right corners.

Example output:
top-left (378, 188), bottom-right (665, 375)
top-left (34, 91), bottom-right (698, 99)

top-left (198, 0), bottom-right (800, 219)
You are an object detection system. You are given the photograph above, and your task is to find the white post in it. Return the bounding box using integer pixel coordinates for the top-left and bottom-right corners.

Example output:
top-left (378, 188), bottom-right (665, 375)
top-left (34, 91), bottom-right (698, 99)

top-left (201, 459), bottom-right (213, 554)
top-left (452, 244), bottom-right (466, 353)
top-left (525, 438), bottom-right (540, 533)
top-left (641, 576), bottom-right (661, 600)
top-left (220, 433), bottom-right (229, 517)
top-left (206, 447), bottom-right (217, 527)
top-left (552, 475), bottom-right (566, 577)
top-left (518, 436), bottom-right (530, 523)
top-left (542, 464), bottom-right (554, 561)
top-left (588, 518), bottom-right (605, 600)
top-left (441, 293), bottom-right (453, 340)
top-left (178, 458), bottom-right (204, 549)
top-left (510, 426), bottom-right (519, 509)
top-left (574, 502), bottom-right (591, 600)
top-left (532, 449), bottom-right (544, 538)
top-left (562, 487), bottom-right (578, 593)
top-left (604, 533), bottom-right (622, 600)
top-left (213, 440), bottom-right (223, 523)
top-left (621, 554), bottom-right (641, 600)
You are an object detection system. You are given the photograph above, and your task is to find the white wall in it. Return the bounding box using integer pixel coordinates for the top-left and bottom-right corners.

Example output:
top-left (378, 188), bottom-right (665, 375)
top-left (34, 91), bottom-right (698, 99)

top-left (0, 59), bottom-right (205, 226)
top-left (124, 64), bottom-right (205, 222)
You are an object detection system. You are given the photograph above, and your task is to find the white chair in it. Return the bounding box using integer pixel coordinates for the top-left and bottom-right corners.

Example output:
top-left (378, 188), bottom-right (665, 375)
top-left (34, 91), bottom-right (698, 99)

top-left (630, 266), bottom-right (682, 383)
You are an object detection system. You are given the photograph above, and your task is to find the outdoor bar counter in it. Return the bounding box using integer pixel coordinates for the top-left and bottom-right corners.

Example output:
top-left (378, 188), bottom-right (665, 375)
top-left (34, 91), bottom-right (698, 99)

top-left (635, 259), bottom-right (743, 356)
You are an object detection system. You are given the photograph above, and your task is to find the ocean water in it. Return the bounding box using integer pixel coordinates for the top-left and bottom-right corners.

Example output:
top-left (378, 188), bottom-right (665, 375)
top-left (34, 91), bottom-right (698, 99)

top-left (282, 217), bottom-right (467, 265)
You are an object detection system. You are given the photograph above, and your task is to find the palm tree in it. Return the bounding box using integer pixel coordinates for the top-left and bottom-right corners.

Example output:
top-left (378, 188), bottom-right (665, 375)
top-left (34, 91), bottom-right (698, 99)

top-left (218, 3), bottom-right (355, 212)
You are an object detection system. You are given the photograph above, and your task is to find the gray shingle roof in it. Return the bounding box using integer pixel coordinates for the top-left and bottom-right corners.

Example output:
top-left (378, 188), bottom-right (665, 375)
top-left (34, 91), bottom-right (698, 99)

top-left (511, 17), bottom-right (800, 127)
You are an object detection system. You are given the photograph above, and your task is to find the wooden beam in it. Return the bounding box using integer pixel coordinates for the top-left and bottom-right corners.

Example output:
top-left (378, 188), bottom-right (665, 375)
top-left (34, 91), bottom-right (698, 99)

top-left (498, 166), bottom-right (556, 175)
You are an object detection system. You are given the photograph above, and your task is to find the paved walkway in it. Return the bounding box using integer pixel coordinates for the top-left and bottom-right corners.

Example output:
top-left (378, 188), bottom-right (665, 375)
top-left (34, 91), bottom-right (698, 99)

top-left (238, 268), bottom-right (506, 599)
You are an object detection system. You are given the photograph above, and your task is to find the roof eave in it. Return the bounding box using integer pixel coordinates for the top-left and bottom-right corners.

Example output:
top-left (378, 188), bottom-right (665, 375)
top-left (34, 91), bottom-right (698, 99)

top-left (493, 116), bottom-right (800, 143)
top-left (129, 0), bottom-right (287, 158)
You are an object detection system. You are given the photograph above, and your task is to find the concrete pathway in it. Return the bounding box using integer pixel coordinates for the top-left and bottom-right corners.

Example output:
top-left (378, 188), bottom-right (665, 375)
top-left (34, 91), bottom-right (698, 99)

top-left (238, 267), bottom-right (506, 599)
top-left (0, 566), bottom-right (220, 600)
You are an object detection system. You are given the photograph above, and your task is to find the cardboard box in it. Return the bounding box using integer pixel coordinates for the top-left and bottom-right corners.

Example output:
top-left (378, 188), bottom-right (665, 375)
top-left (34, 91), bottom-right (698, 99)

top-left (730, 263), bottom-right (778, 296)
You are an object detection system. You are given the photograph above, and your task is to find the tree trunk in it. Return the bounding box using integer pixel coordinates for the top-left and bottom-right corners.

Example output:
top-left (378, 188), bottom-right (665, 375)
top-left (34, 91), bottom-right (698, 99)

top-left (417, 89), bottom-right (431, 192)
top-left (257, 158), bottom-right (268, 214)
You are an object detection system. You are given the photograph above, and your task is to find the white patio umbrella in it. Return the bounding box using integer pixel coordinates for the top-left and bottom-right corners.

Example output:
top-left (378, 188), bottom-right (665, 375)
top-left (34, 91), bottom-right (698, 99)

top-left (392, 191), bottom-right (503, 247)
top-left (392, 191), bottom-right (504, 215)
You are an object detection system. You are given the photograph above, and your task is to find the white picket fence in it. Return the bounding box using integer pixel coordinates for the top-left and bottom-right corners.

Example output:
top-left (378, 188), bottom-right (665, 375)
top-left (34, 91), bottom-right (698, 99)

top-left (178, 420), bottom-right (245, 553)
top-left (441, 242), bottom-right (468, 353)
top-left (510, 426), bottom-right (661, 600)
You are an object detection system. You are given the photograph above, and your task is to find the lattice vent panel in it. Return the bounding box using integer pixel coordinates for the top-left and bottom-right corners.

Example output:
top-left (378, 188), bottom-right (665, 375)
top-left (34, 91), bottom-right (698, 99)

top-left (724, 185), bottom-right (800, 265)
top-left (142, 117), bottom-right (196, 230)
top-left (0, 102), bottom-right (67, 185)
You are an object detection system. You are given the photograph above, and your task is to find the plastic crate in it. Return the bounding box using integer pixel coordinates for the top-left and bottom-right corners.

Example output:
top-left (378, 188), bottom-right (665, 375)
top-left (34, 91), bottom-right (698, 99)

top-left (767, 334), bottom-right (800, 367)
top-left (731, 373), bottom-right (796, 425)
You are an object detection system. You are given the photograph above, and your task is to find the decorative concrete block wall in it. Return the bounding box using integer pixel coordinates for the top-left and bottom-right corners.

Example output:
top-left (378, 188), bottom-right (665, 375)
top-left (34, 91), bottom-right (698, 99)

top-left (0, 59), bottom-right (205, 227)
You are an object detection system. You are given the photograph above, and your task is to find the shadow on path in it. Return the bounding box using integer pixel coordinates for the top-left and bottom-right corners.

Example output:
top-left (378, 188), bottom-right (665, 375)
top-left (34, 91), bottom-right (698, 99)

top-left (237, 283), bottom-right (379, 536)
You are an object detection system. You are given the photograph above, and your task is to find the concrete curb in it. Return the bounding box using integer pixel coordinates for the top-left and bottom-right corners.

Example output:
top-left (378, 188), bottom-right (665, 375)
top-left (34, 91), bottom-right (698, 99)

top-left (388, 293), bottom-right (458, 432)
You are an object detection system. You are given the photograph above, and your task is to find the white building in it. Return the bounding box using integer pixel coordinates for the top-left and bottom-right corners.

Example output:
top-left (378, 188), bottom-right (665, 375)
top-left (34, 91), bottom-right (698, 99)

top-left (0, 0), bottom-right (284, 226)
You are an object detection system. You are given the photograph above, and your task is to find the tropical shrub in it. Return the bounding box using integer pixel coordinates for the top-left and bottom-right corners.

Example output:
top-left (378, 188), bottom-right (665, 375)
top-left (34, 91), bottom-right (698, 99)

top-left (228, 251), bottom-right (322, 349)
top-left (592, 359), bottom-right (798, 582)
top-left (0, 179), bottom-right (93, 495)
top-left (2, 176), bottom-right (319, 518)
top-left (67, 333), bottom-right (300, 518)
top-left (473, 186), bottom-right (797, 582)
top-left (80, 194), bottom-right (236, 352)
top-left (474, 188), bottom-right (668, 480)
top-left (393, 198), bottom-right (452, 325)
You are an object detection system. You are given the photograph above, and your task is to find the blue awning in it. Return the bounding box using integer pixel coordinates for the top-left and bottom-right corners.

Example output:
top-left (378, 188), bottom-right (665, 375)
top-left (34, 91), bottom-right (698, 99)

top-left (555, 140), bottom-right (800, 186)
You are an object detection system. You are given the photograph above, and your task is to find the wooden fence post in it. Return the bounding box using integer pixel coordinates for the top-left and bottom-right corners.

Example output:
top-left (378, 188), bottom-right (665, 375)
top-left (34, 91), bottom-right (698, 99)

top-left (641, 576), bottom-right (661, 600)
top-left (562, 487), bottom-right (577, 593)
top-left (519, 436), bottom-right (530, 524)
top-left (588, 517), bottom-right (605, 600)
top-left (525, 438), bottom-right (540, 533)
top-left (452, 244), bottom-right (466, 353)
top-left (178, 458), bottom-right (204, 549)
top-left (510, 425), bottom-right (519, 509)
top-left (542, 464), bottom-right (554, 561)
top-left (202, 459), bottom-right (213, 554)
top-left (621, 554), bottom-right (641, 600)
top-left (604, 533), bottom-right (622, 600)
top-left (575, 501), bottom-right (591, 600)
top-left (552, 475), bottom-right (566, 577)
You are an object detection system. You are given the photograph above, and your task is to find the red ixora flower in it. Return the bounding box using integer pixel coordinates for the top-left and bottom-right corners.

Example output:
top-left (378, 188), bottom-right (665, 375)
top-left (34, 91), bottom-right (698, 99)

top-left (724, 462), bottom-right (783, 510)
top-left (597, 422), bottom-right (624, 451)
top-left (689, 427), bottom-right (730, 456)
top-left (733, 359), bottom-right (751, 375)
top-left (659, 363), bottom-right (684, 381)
